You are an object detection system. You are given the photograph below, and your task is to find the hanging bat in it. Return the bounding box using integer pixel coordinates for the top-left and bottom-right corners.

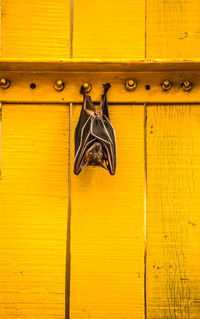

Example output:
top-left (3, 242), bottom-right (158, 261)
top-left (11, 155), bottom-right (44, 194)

top-left (74, 83), bottom-right (116, 175)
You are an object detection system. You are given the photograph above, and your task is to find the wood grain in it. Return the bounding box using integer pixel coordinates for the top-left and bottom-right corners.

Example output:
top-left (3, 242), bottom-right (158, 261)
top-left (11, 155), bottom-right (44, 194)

top-left (146, 104), bottom-right (200, 318)
top-left (146, 0), bottom-right (200, 59)
top-left (73, 0), bottom-right (145, 58)
top-left (1, 0), bottom-right (70, 58)
top-left (70, 104), bottom-right (145, 318)
top-left (0, 104), bottom-right (69, 318)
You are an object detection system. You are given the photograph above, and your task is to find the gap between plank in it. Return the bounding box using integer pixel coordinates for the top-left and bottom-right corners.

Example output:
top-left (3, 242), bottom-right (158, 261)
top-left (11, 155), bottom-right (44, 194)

top-left (144, 103), bottom-right (147, 319)
top-left (0, 103), bottom-right (1, 175)
top-left (145, 0), bottom-right (147, 59)
top-left (65, 103), bottom-right (72, 319)
top-left (70, 0), bottom-right (73, 58)
top-left (0, 0), bottom-right (1, 57)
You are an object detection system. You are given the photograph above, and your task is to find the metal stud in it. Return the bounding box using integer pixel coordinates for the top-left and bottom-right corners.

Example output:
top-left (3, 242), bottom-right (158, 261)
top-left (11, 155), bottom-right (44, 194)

top-left (182, 80), bottom-right (192, 92)
top-left (125, 80), bottom-right (137, 91)
top-left (54, 80), bottom-right (64, 91)
top-left (83, 82), bottom-right (92, 93)
top-left (0, 78), bottom-right (10, 89)
top-left (161, 80), bottom-right (172, 91)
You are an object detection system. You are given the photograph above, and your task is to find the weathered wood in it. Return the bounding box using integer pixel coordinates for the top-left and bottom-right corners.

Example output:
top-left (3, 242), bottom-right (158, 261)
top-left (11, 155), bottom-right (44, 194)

top-left (147, 104), bottom-right (200, 318)
top-left (73, 0), bottom-right (145, 58)
top-left (70, 104), bottom-right (145, 318)
top-left (1, 59), bottom-right (200, 72)
top-left (146, 0), bottom-right (200, 59)
top-left (1, 0), bottom-right (70, 58)
top-left (0, 104), bottom-right (69, 318)
top-left (0, 70), bottom-right (199, 104)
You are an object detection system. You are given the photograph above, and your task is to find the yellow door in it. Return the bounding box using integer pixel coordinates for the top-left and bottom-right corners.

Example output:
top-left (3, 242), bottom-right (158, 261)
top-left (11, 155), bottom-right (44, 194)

top-left (1, 0), bottom-right (200, 318)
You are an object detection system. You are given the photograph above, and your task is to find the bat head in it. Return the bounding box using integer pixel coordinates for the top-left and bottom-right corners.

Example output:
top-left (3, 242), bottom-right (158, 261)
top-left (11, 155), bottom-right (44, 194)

top-left (85, 142), bottom-right (104, 166)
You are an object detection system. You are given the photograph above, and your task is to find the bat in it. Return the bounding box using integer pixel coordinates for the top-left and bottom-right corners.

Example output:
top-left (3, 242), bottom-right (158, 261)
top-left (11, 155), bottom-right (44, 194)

top-left (74, 83), bottom-right (116, 175)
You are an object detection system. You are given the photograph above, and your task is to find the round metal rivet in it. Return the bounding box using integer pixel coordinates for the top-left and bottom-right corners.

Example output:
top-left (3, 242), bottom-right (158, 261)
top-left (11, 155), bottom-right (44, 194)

top-left (182, 80), bottom-right (192, 91)
top-left (83, 82), bottom-right (92, 93)
top-left (54, 80), bottom-right (64, 91)
top-left (125, 80), bottom-right (137, 91)
top-left (161, 80), bottom-right (172, 91)
top-left (0, 78), bottom-right (10, 89)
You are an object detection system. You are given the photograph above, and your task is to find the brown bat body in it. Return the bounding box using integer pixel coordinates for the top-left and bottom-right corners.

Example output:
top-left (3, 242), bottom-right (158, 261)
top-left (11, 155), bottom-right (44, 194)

top-left (74, 83), bottom-right (116, 175)
top-left (84, 142), bottom-right (104, 166)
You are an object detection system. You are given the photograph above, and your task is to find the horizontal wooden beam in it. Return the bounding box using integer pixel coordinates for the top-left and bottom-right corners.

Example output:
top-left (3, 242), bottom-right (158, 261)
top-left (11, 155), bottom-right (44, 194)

top-left (1, 59), bottom-right (200, 72)
top-left (0, 60), bottom-right (199, 103)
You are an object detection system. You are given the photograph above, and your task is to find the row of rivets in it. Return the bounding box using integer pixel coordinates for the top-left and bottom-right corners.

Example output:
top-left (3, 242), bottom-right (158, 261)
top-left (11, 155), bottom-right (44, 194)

top-left (0, 79), bottom-right (92, 93)
top-left (0, 79), bottom-right (193, 92)
top-left (162, 80), bottom-right (192, 92)
top-left (125, 80), bottom-right (192, 92)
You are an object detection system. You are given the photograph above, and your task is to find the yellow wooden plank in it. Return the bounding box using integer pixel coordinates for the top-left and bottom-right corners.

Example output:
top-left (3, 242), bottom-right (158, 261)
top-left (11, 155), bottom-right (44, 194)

top-left (146, 0), bottom-right (200, 59)
top-left (73, 0), bottom-right (145, 58)
top-left (70, 104), bottom-right (145, 318)
top-left (0, 104), bottom-right (69, 318)
top-left (1, 0), bottom-right (70, 58)
top-left (147, 104), bottom-right (200, 318)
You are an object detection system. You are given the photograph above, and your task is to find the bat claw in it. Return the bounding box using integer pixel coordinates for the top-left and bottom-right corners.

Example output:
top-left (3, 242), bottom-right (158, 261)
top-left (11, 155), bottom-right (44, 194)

top-left (80, 85), bottom-right (85, 95)
top-left (103, 83), bottom-right (111, 93)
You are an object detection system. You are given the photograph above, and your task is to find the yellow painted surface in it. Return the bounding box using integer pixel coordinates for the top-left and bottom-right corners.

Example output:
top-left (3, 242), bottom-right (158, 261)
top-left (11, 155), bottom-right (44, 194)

top-left (1, 0), bottom-right (70, 58)
top-left (1, 0), bottom-right (200, 317)
top-left (70, 104), bottom-right (145, 318)
top-left (2, 0), bottom-right (200, 60)
top-left (0, 104), bottom-right (69, 318)
top-left (73, 0), bottom-right (145, 58)
top-left (146, 0), bottom-right (200, 59)
top-left (147, 105), bottom-right (200, 318)
top-left (3, 69), bottom-right (200, 104)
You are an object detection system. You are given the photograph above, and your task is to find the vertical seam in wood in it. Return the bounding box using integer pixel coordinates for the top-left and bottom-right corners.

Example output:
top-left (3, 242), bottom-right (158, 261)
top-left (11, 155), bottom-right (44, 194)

top-left (145, 0), bottom-right (147, 59)
top-left (70, 0), bottom-right (73, 58)
top-left (0, 0), bottom-right (1, 57)
top-left (144, 103), bottom-right (147, 319)
top-left (65, 103), bottom-right (72, 319)
top-left (0, 103), bottom-right (2, 176)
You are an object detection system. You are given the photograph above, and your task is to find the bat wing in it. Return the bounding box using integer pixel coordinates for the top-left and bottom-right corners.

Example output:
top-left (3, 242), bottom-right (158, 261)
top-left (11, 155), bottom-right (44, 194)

top-left (91, 116), bottom-right (113, 145)
top-left (74, 83), bottom-right (116, 175)
top-left (99, 83), bottom-right (116, 174)
top-left (91, 114), bottom-right (116, 175)
top-left (102, 116), bottom-right (116, 175)
top-left (74, 115), bottom-right (93, 175)
top-left (75, 92), bottom-right (96, 154)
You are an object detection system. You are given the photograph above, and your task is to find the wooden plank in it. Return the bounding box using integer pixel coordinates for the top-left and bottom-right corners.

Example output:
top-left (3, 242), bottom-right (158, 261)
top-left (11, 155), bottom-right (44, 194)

top-left (70, 104), bottom-right (145, 318)
top-left (146, 0), bottom-right (200, 59)
top-left (0, 104), bottom-right (69, 318)
top-left (146, 104), bottom-right (200, 318)
top-left (1, 59), bottom-right (200, 72)
top-left (73, 0), bottom-right (145, 58)
top-left (1, 0), bottom-right (70, 58)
